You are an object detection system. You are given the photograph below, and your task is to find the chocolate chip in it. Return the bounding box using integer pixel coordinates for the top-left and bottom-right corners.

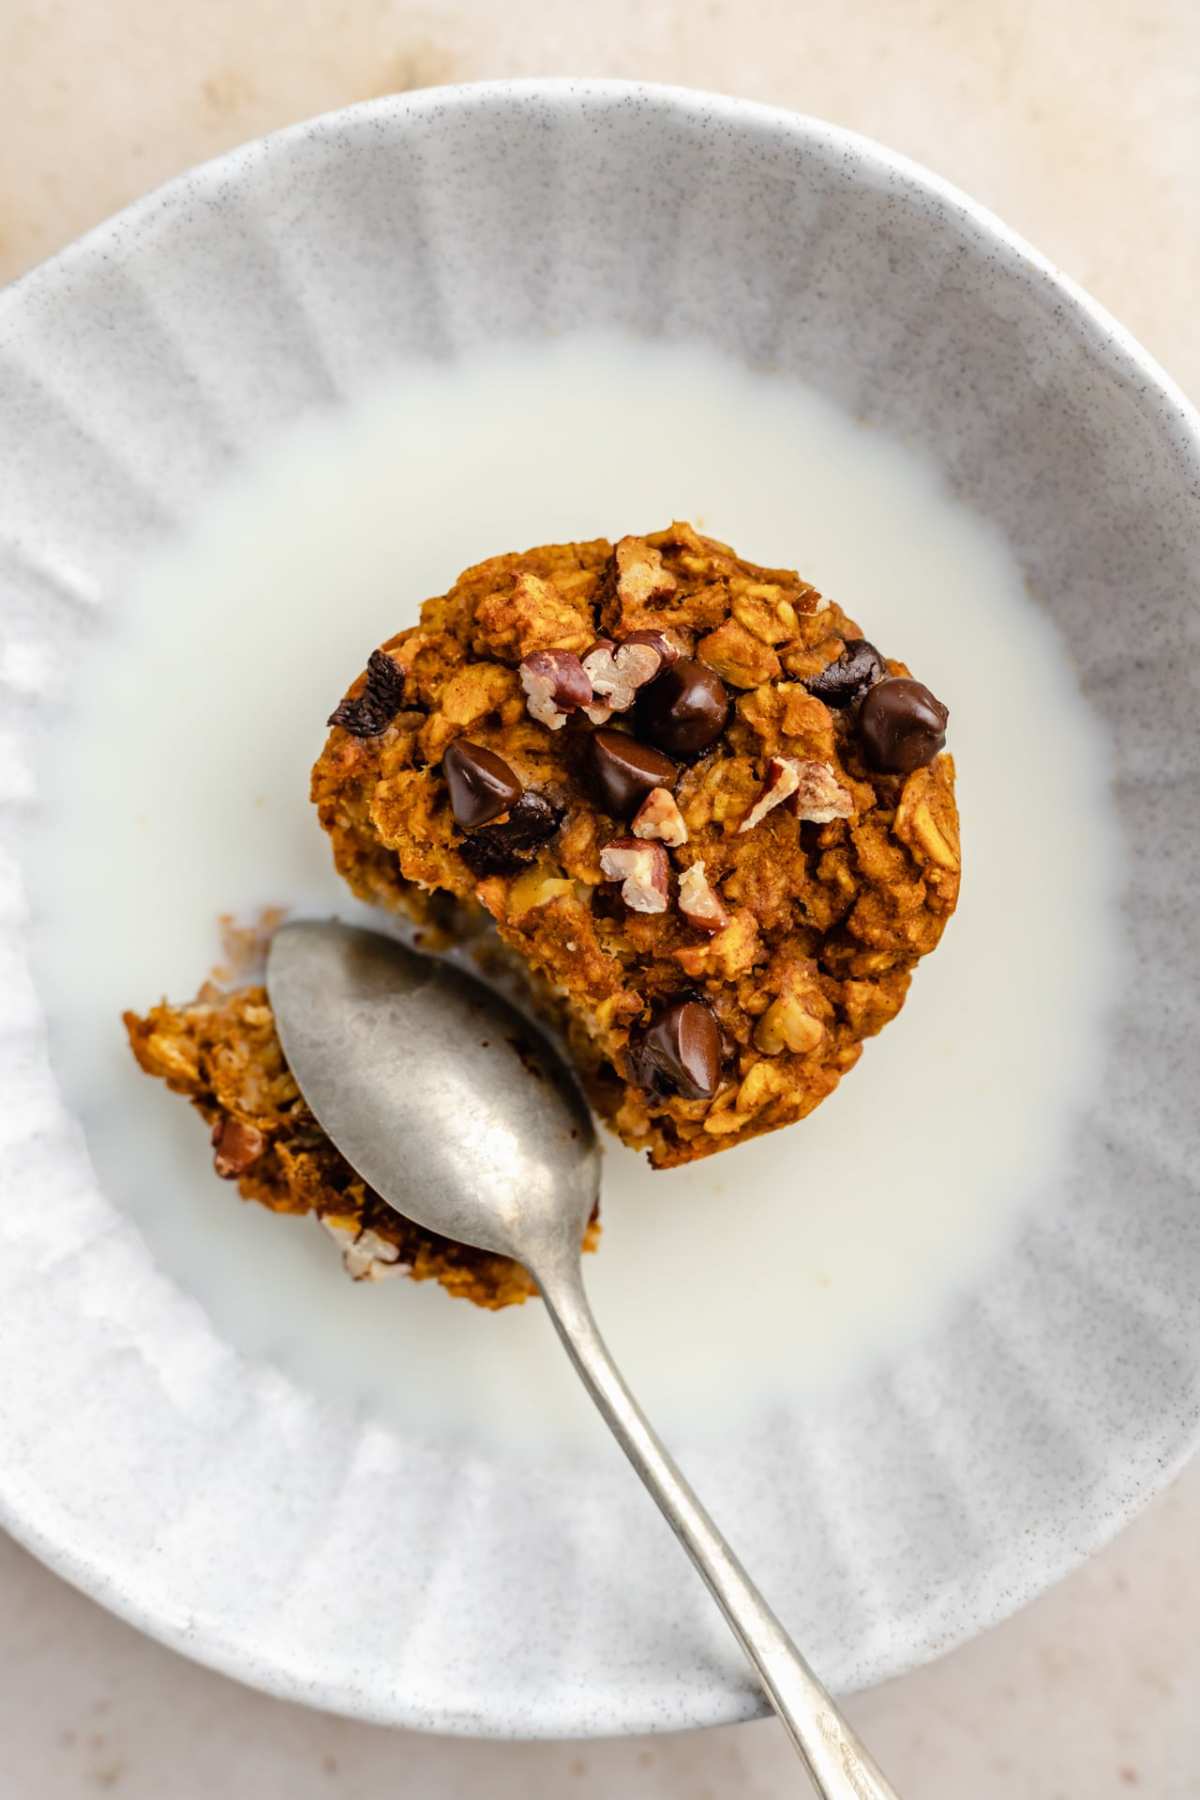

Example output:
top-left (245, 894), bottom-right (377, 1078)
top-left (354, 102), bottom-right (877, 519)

top-left (457, 792), bottom-right (563, 876)
top-left (327, 648), bottom-right (407, 737)
top-left (628, 997), bottom-right (722, 1102)
top-left (803, 639), bottom-right (886, 708)
top-left (443, 739), bottom-right (523, 828)
top-left (634, 658), bottom-right (729, 757)
top-left (858, 677), bottom-right (949, 773)
top-left (587, 728), bottom-right (678, 817)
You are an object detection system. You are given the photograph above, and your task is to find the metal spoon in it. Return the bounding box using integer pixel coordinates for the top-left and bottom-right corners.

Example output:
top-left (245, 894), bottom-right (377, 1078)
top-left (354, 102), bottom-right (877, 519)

top-left (268, 919), bottom-right (901, 1798)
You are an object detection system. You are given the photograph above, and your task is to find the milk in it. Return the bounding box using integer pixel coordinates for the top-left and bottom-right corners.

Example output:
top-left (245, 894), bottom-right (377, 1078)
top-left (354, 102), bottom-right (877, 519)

top-left (24, 334), bottom-right (1119, 1451)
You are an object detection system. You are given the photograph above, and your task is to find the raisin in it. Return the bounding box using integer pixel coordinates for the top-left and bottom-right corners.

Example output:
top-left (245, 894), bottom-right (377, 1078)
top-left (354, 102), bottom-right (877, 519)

top-left (327, 648), bottom-right (407, 738)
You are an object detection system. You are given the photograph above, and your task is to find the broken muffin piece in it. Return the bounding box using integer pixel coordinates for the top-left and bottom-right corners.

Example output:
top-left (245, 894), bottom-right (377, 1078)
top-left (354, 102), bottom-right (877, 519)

top-left (311, 522), bottom-right (959, 1168)
top-left (124, 981), bottom-right (597, 1307)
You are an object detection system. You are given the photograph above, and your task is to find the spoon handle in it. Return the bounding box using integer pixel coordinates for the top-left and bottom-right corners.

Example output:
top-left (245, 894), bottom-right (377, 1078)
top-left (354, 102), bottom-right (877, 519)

top-left (536, 1254), bottom-right (901, 1799)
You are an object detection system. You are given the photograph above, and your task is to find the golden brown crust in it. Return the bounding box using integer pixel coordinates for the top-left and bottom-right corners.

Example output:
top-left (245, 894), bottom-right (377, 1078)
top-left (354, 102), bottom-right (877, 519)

top-left (313, 523), bottom-right (960, 1168)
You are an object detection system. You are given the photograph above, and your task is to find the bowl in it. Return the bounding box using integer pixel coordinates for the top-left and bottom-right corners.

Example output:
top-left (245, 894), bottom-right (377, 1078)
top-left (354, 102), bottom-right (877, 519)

top-left (0, 81), bottom-right (1197, 1737)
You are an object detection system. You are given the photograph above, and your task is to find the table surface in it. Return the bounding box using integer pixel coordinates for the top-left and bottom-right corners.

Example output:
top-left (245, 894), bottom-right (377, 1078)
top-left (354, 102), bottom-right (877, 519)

top-left (2, 2), bottom-right (1198, 1795)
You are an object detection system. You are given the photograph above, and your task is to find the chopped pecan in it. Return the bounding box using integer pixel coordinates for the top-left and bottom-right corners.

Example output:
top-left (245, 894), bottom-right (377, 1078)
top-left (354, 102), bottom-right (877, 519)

top-left (582, 631), bottom-right (676, 714)
top-left (632, 786), bottom-right (688, 847)
top-left (739, 757), bottom-right (851, 832)
top-left (519, 649), bottom-right (593, 730)
top-left (211, 1117), bottom-right (266, 1179)
top-left (790, 760), bottom-right (855, 824)
top-left (321, 1218), bottom-right (409, 1282)
top-left (580, 637), bottom-right (616, 723)
top-left (677, 859), bottom-right (730, 933)
top-left (738, 756), bottom-right (799, 831)
top-left (598, 838), bottom-right (670, 914)
top-left (346, 1230), bottom-right (407, 1280)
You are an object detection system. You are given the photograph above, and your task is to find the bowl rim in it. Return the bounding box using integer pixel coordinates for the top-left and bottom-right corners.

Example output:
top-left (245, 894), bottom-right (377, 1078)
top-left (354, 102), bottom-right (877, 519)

top-left (5, 75), bottom-right (1200, 462)
top-left (2, 77), bottom-right (1198, 1738)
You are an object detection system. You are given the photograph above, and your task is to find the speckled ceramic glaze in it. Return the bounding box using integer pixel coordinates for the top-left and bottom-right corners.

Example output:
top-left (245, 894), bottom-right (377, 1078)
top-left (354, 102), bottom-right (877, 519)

top-left (0, 83), bottom-right (1197, 1737)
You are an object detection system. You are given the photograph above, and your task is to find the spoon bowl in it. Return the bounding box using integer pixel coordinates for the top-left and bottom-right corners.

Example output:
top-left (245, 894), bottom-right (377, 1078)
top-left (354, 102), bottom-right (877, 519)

top-left (266, 918), bottom-right (598, 1265)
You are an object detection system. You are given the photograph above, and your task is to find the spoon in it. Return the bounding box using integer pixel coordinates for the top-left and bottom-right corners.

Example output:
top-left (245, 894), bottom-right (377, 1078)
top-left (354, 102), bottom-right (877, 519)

top-left (267, 919), bottom-right (901, 1798)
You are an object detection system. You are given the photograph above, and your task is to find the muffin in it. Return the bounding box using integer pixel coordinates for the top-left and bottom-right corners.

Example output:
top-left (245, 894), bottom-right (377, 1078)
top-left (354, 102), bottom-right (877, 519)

top-left (313, 521), bottom-right (959, 1166)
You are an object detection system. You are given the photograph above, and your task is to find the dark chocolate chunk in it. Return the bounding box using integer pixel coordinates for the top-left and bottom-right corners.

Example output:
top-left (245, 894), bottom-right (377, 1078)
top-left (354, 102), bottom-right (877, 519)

top-left (628, 996), bottom-right (723, 1102)
top-left (804, 638), bottom-right (886, 708)
top-left (327, 648), bottom-right (407, 737)
top-left (635, 657), bottom-right (729, 757)
top-left (858, 677), bottom-right (949, 773)
top-left (457, 792), bottom-right (564, 876)
top-left (587, 728), bottom-right (678, 817)
top-left (443, 739), bottom-right (523, 828)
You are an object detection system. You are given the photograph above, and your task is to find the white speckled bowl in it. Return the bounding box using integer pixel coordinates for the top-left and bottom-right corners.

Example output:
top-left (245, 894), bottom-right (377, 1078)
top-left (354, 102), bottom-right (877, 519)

top-left (1, 82), bottom-right (1198, 1737)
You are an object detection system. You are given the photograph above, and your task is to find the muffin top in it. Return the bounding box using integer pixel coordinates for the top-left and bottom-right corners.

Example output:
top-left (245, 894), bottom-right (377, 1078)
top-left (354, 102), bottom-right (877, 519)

top-left (313, 522), bottom-right (959, 1166)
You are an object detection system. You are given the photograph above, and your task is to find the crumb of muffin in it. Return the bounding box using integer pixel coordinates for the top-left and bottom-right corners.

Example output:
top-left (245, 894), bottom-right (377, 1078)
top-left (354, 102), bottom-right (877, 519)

top-left (312, 522), bottom-right (960, 1168)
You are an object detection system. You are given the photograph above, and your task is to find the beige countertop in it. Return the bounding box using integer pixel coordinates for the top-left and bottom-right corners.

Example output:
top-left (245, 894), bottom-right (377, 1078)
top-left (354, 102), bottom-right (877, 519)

top-left (2, 2), bottom-right (1198, 1794)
